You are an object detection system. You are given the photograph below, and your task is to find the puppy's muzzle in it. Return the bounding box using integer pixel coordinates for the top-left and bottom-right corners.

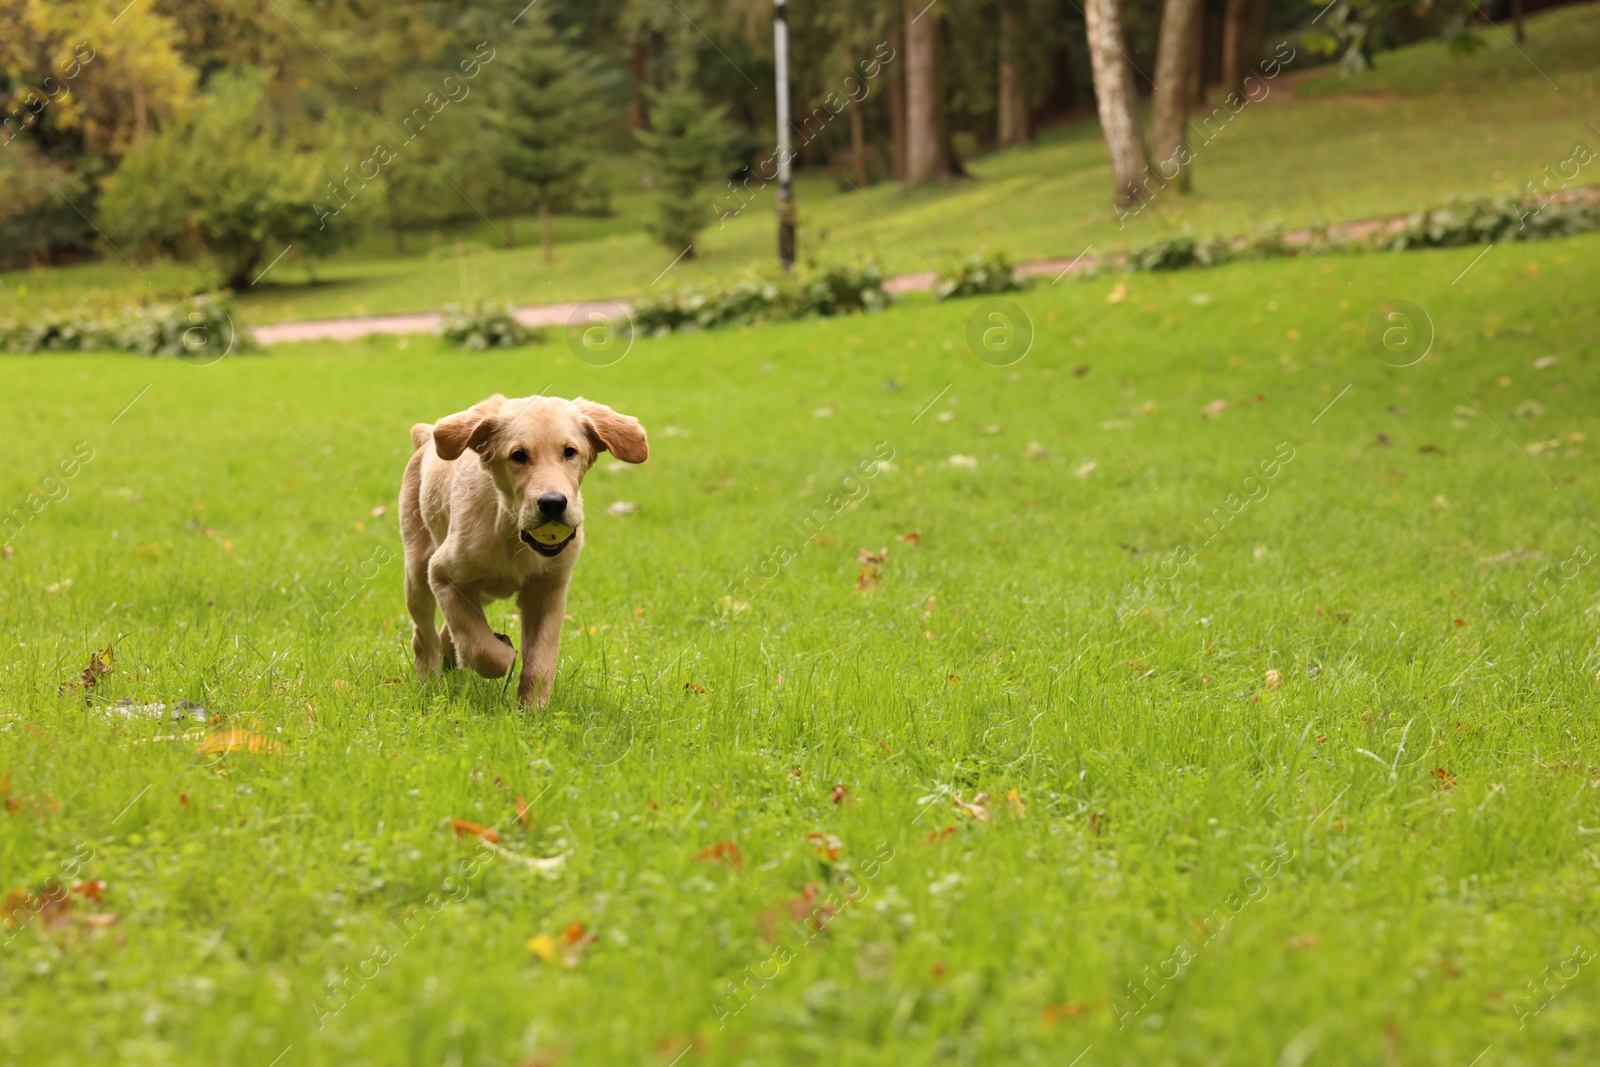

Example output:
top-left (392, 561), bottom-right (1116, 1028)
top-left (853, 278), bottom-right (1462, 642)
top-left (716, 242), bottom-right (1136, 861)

top-left (521, 524), bottom-right (577, 557)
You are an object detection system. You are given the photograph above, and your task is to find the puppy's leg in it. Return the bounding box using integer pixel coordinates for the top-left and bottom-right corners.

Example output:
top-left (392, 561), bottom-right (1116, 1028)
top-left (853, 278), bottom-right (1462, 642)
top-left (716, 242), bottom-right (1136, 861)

top-left (517, 577), bottom-right (570, 708)
top-left (406, 552), bottom-right (443, 675)
top-left (429, 553), bottom-right (516, 679)
top-left (400, 451), bottom-right (442, 676)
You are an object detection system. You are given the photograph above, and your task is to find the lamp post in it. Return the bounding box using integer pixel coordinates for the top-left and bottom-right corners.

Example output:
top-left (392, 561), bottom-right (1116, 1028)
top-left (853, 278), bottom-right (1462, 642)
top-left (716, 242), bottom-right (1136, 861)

top-left (773, 0), bottom-right (796, 272)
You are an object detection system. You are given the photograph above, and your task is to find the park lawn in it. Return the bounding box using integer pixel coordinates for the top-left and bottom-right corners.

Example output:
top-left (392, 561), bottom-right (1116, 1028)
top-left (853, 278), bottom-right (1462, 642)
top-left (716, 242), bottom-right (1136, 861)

top-left (4, 1), bottom-right (1600, 327)
top-left (2, 227), bottom-right (1600, 1066)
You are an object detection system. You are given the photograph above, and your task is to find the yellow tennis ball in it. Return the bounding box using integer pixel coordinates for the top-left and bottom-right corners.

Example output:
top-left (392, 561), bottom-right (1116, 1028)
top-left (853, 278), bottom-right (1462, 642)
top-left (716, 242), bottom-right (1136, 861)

top-left (529, 522), bottom-right (574, 546)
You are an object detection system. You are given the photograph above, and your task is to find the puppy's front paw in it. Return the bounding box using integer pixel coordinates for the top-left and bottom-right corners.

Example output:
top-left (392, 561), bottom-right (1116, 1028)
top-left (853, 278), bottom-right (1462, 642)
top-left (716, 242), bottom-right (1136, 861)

top-left (465, 636), bottom-right (517, 679)
top-left (518, 675), bottom-right (552, 709)
top-left (412, 626), bottom-right (442, 676)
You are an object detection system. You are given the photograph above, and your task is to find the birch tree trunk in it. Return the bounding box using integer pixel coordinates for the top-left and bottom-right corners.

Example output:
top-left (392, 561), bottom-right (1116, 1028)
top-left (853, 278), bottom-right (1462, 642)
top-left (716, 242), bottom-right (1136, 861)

top-left (1085, 0), bottom-right (1149, 206)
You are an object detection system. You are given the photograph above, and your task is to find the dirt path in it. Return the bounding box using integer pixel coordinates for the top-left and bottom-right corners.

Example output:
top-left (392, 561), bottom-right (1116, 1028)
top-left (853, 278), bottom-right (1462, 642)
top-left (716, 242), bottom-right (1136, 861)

top-left (255, 187), bottom-right (1598, 345)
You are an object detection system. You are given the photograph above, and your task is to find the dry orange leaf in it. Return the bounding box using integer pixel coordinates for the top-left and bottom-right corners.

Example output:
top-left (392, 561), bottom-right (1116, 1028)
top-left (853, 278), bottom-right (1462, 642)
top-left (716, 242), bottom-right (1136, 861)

top-left (514, 794), bottom-right (533, 828)
top-left (857, 546), bottom-right (888, 565)
top-left (683, 682), bottom-right (706, 695)
top-left (855, 565), bottom-right (882, 593)
top-left (895, 531), bottom-right (922, 545)
top-left (450, 819), bottom-right (501, 844)
top-left (830, 784), bottom-right (850, 805)
top-left (198, 729), bottom-right (285, 756)
top-left (1042, 1002), bottom-right (1087, 1026)
top-left (694, 840), bottom-right (743, 871)
top-left (806, 831), bottom-right (843, 861)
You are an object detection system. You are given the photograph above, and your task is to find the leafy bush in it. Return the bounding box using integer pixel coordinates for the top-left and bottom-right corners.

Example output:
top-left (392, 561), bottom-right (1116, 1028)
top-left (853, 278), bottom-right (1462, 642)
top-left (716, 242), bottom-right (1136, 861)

top-left (632, 261), bottom-right (891, 337)
top-left (1, 294), bottom-right (255, 356)
top-left (800, 261), bottom-right (892, 316)
top-left (439, 302), bottom-right (544, 350)
top-left (1123, 231), bottom-right (1235, 272)
top-left (935, 252), bottom-right (1026, 300)
top-left (1386, 195), bottom-right (1599, 250)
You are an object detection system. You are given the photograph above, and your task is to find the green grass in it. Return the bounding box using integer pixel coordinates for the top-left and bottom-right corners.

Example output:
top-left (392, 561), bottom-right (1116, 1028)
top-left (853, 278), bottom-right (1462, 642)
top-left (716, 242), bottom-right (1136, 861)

top-left (3, 228), bottom-right (1600, 1064)
top-left (4, 2), bottom-right (1600, 326)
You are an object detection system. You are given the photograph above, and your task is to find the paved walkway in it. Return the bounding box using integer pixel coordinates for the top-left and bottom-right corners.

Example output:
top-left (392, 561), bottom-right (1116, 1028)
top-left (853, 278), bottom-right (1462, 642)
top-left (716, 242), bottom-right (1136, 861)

top-left (254, 187), bottom-right (1598, 345)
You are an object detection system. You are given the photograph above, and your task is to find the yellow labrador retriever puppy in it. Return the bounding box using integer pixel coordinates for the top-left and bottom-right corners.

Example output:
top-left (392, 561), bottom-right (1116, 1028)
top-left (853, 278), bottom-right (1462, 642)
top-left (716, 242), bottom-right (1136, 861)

top-left (399, 394), bottom-right (648, 707)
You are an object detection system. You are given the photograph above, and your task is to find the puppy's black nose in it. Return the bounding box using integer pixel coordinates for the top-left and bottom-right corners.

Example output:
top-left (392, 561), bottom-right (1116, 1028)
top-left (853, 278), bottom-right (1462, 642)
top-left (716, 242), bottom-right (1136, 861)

top-left (536, 492), bottom-right (568, 517)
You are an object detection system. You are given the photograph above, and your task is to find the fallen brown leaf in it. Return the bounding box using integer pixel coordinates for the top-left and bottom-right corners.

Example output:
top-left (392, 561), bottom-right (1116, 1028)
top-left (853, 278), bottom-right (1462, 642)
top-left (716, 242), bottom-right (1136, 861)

top-left (806, 831), bottom-right (843, 861)
top-left (695, 840), bottom-right (743, 871)
top-left (59, 646), bottom-right (114, 699)
top-left (450, 818), bottom-right (501, 844)
top-left (854, 565), bottom-right (882, 593)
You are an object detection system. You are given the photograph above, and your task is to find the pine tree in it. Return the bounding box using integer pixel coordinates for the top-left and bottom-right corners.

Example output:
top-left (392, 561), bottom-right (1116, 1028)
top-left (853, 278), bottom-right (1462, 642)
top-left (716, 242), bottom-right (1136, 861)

top-left (495, 10), bottom-right (598, 263)
top-left (633, 81), bottom-right (733, 258)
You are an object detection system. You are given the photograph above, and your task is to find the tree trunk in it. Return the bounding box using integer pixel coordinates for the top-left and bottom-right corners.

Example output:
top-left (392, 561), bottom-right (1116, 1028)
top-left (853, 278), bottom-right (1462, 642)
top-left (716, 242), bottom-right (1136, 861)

top-left (850, 103), bottom-right (869, 184)
top-left (887, 23), bottom-right (906, 180)
top-left (998, 7), bottom-right (1030, 148)
top-left (628, 41), bottom-right (648, 131)
top-left (1221, 0), bottom-right (1267, 93)
top-left (539, 196), bottom-right (553, 263)
top-left (1511, 0), bottom-right (1525, 42)
top-left (1085, 0), bottom-right (1149, 206)
top-left (904, 0), bottom-right (949, 182)
top-left (1152, 0), bottom-right (1201, 192)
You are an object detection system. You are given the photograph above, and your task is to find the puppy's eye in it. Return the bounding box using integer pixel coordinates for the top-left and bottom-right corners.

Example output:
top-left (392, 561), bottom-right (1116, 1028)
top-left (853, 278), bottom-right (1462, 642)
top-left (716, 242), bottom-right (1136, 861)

top-left (510, 449), bottom-right (529, 464)
top-left (562, 446), bottom-right (578, 460)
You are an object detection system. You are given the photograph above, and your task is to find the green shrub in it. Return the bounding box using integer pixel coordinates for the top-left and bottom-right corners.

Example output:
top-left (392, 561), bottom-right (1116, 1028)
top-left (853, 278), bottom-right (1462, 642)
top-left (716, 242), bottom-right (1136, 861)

top-left (1123, 231), bottom-right (1234, 272)
top-left (439, 302), bottom-right (544, 350)
top-left (1, 294), bottom-right (255, 356)
top-left (935, 252), bottom-right (1026, 300)
top-left (1387, 195), bottom-right (1599, 250)
top-left (632, 260), bottom-right (892, 337)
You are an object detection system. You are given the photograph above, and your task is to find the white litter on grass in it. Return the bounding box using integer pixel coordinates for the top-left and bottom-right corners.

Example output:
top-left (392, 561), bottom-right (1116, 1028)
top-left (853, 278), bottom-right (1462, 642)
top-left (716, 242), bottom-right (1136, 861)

top-left (948, 455), bottom-right (978, 469)
top-left (606, 500), bottom-right (639, 515)
top-left (1073, 459), bottom-right (1098, 478)
top-left (1534, 355), bottom-right (1560, 369)
top-left (108, 699), bottom-right (209, 723)
top-left (662, 426), bottom-right (691, 437)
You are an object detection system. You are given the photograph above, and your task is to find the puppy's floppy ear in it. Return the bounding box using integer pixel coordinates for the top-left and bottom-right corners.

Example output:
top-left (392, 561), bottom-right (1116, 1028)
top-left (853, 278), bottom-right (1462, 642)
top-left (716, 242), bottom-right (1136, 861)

top-left (574, 398), bottom-right (648, 464)
top-left (433, 394), bottom-right (507, 461)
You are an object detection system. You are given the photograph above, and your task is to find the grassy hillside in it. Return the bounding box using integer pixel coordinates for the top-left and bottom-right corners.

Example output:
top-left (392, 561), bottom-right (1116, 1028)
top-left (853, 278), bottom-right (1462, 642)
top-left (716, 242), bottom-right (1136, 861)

top-left (3, 2), bottom-right (1598, 325)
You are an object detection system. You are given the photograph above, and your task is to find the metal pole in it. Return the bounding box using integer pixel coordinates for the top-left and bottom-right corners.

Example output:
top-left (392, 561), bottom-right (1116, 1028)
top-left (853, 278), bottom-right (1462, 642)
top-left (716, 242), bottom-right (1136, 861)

top-left (773, 0), bottom-right (796, 272)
